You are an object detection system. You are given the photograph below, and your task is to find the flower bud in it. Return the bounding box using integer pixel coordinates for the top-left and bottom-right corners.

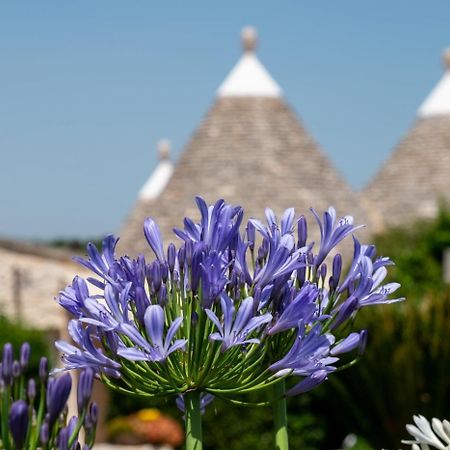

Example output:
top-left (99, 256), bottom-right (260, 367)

top-left (153, 263), bottom-right (161, 290)
top-left (329, 254), bottom-right (342, 291)
top-left (19, 342), bottom-right (30, 370)
top-left (8, 400), bottom-right (29, 448)
top-left (167, 243), bottom-right (176, 272)
top-left (191, 312), bottom-right (199, 327)
top-left (320, 263), bottom-right (327, 283)
top-left (185, 241), bottom-right (193, 266)
top-left (87, 402), bottom-right (98, 427)
top-left (246, 222), bottom-right (256, 251)
top-left (177, 247), bottom-right (185, 269)
top-left (297, 215), bottom-right (307, 248)
top-left (160, 262), bottom-right (169, 283)
top-left (58, 426), bottom-right (69, 450)
top-left (157, 284), bottom-right (168, 306)
top-left (27, 378), bottom-right (36, 401)
top-left (2, 343), bottom-right (13, 386)
top-left (12, 360), bottom-right (21, 378)
top-left (40, 422), bottom-right (49, 445)
top-left (47, 373), bottom-right (72, 427)
top-left (39, 357), bottom-right (48, 381)
top-left (135, 286), bottom-right (150, 324)
top-left (77, 368), bottom-right (94, 414)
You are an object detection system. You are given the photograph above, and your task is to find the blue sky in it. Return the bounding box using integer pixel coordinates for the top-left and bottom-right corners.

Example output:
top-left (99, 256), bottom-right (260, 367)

top-left (1, 1), bottom-right (449, 239)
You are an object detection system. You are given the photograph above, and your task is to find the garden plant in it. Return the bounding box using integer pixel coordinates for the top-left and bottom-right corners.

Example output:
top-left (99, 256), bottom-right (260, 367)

top-left (0, 342), bottom-right (98, 449)
top-left (55, 196), bottom-right (402, 450)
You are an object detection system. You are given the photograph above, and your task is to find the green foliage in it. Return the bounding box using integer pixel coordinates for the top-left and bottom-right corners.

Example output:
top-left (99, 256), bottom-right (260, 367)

top-left (0, 314), bottom-right (52, 374)
top-left (45, 237), bottom-right (103, 252)
top-left (373, 208), bottom-right (450, 295)
top-left (319, 209), bottom-right (450, 449)
top-left (109, 389), bottom-right (327, 450)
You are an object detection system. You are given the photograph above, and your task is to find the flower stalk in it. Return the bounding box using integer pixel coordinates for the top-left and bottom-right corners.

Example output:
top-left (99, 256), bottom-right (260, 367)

top-left (185, 391), bottom-right (203, 450)
top-left (273, 380), bottom-right (289, 450)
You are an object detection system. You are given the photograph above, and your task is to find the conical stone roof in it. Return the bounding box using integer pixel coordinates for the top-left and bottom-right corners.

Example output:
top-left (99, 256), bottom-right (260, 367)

top-left (363, 48), bottom-right (450, 232)
top-left (119, 28), bottom-right (361, 256)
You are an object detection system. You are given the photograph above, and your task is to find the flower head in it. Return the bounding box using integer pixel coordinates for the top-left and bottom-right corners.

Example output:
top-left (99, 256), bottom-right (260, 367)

top-left (55, 197), bottom-right (401, 404)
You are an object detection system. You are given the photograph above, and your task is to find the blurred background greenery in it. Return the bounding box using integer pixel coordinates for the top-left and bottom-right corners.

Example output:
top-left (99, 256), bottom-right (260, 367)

top-left (3, 210), bottom-right (450, 449)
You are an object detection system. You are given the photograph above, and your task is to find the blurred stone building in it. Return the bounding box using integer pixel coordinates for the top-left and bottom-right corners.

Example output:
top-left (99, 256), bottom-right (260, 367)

top-left (119, 27), bottom-right (360, 256)
top-left (363, 48), bottom-right (450, 232)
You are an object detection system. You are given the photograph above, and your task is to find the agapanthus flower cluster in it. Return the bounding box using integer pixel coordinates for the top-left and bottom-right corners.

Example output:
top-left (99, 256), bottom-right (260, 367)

top-left (0, 342), bottom-right (97, 450)
top-left (56, 197), bottom-right (402, 403)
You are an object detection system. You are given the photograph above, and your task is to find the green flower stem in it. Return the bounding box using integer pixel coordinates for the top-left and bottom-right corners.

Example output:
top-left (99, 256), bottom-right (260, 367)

top-left (1, 386), bottom-right (12, 450)
top-left (273, 380), bottom-right (289, 450)
top-left (185, 391), bottom-right (203, 450)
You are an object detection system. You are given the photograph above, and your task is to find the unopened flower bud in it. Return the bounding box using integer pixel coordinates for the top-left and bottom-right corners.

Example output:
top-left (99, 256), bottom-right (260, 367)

top-left (178, 247), bottom-right (185, 269)
top-left (39, 357), bottom-right (48, 381)
top-left (27, 378), bottom-right (36, 401)
top-left (246, 222), bottom-right (256, 251)
top-left (191, 312), bottom-right (199, 327)
top-left (20, 342), bottom-right (30, 370)
top-left (167, 243), bottom-right (176, 272)
top-left (12, 360), bottom-right (21, 378)
top-left (89, 402), bottom-right (98, 426)
top-left (157, 284), bottom-right (168, 306)
top-left (160, 262), bottom-right (169, 283)
top-left (77, 368), bottom-right (94, 414)
top-left (320, 263), bottom-right (327, 282)
top-left (297, 215), bottom-right (307, 248)
top-left (58, 426), bottom-right (69, 450)
top-left (185, 241), bottom-right (193, 266)
top-left (40, 422), bottom-right (49, 445)
top-left (8, 400), bottom-right (29, 448)
top-left (47, 373), bottom-right (72, 427)
top-left (329, 254), bottom-right (342, 291)
top-left (2, 343), bottom-right (13, 385)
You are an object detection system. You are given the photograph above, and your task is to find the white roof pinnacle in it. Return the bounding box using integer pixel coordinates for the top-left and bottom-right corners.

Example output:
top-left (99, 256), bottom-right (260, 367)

top-left (418, 47), bottom-right (450, 118)
top-left (217, 27), bottom-right (282, 98)
top-left (139, 140), bottom-right (174, 200)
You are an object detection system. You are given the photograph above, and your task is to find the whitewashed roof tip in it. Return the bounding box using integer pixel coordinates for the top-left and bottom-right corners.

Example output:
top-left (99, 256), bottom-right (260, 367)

top-left (139, 140), bottom-right (174, 200)
top-left (217, 27), bottom-right (282, 98)
top-left (418, 47), bottom-right (450, 118)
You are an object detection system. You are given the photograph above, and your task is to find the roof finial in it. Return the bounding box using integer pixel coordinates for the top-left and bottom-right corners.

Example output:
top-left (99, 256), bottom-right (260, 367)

top-left (442, 47), bottom-right (450, 71)
top-left (241, 26), bottom-right (257, 53)
top-left (158, 139), bottom-right (171, 160)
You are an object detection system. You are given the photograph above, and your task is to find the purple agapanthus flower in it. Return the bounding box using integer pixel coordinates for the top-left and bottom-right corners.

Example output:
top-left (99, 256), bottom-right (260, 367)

top-left (269, 323), bottom-right (337, 377)
top-left (54, 196), bottom-right (401, 404)
top-left (206, 295), bottom-right (272, 351)
top-left (118, 305), bottom-right (187, 362)
top-left (55, 321), bottom-right (121, 377)
top-left (311, 207), bottom-right (363, 267)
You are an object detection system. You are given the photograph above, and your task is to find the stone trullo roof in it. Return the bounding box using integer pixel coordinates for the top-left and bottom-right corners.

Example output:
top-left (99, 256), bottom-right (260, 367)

top-left (119, 27), bottom-right (361, 256)
top-left (363, 48), bottom-right (450, 232)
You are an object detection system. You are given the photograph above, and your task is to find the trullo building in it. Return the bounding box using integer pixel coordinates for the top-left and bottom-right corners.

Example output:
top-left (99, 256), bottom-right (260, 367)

top-left (119, 27), bottom-right (360, 255)
top-left (363, 48), bottom-right (450, 232)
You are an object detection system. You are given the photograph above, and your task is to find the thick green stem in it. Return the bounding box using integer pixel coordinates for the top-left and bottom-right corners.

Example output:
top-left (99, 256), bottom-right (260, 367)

top-left (185, 391), bottom-right (203, 450)
top-left (273, 380), bottom-right (289, 450)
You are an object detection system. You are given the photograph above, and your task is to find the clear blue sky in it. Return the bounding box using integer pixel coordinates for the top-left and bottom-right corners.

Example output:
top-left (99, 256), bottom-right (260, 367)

top-left (1, 1), bottom-right (449, 240)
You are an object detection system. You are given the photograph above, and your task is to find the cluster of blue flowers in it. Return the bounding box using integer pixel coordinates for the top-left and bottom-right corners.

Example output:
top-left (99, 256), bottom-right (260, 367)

top-left (0, 343), bottom-right (97, 450)
top-left (56, 197), bottom-right (402, 402)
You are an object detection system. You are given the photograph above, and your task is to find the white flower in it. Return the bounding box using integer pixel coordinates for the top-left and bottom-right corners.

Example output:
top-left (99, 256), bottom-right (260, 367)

top-left (401, 415), bottom-right (450, 450)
